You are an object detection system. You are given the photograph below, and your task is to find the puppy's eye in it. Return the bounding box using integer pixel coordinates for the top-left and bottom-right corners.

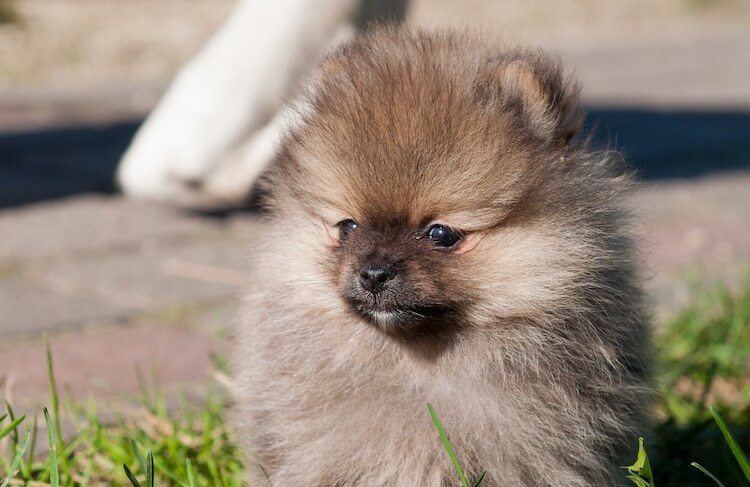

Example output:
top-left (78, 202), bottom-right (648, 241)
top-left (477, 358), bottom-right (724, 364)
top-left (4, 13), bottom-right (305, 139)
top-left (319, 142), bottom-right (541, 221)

top-left (426, 224), bottom-right (462, 248)
top-left (337, 219), bottom-right (358, 241)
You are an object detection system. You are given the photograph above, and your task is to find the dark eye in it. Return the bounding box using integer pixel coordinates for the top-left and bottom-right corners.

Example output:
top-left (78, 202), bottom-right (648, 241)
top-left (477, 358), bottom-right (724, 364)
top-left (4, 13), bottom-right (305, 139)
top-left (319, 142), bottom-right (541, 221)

top-left (337, 219), bottom-right (358, 241)
top-left (426, 224), bottom-right (462, 248)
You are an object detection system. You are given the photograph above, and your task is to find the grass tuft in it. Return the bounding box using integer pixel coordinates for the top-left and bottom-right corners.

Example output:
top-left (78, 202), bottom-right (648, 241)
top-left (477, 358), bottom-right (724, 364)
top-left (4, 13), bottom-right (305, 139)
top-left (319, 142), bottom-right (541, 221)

top-left (628, 406), bottom-right (750, 486)
top-left (0, 429), bottom-right (30, 487)
top-left (653, 277), bottom-right (750, 485)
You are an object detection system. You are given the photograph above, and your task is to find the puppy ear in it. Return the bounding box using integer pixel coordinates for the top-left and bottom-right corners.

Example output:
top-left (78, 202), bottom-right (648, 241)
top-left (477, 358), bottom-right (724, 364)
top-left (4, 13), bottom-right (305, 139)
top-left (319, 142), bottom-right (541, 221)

top-left (479, 54), bottom-right (583, 144)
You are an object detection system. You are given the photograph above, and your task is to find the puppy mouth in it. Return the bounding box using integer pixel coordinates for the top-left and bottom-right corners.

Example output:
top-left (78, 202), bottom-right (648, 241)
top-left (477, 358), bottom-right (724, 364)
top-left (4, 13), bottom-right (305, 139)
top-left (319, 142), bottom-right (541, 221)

top-left (360, 308), bottom-right (404, 327)
top-left (361, 304), bottom-right (418, 322)
top-left (348, 298), bottom-right (442, 330)
top-left (342, 277), bottom-right (449, 331)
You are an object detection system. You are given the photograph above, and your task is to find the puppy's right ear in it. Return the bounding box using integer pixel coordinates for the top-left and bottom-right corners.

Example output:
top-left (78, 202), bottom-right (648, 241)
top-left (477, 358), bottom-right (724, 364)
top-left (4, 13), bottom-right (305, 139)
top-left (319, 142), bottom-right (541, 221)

top-left (477, 53), bottom-right (583, 145)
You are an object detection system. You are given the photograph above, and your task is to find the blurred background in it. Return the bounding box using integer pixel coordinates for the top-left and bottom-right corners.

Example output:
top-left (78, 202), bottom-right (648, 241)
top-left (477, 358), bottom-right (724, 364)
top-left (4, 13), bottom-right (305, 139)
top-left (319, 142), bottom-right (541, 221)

top-left (0, 0), bottom-right (748, 482)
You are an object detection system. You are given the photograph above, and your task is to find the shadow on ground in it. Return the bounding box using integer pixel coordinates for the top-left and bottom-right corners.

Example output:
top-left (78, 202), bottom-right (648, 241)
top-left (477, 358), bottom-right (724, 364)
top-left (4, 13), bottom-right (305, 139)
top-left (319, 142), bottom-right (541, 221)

top-left (0, 119), bottom-right (138, 207)
top-left (1, 108), bottom-right (749, 208)
top-left (586, 108), bottom-right (750, 180)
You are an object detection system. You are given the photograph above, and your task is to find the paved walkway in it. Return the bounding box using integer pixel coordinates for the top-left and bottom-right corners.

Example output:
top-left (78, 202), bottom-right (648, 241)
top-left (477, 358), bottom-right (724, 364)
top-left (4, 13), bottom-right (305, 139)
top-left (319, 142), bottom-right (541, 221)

top-left (1, 30), bottom-right (749, 412)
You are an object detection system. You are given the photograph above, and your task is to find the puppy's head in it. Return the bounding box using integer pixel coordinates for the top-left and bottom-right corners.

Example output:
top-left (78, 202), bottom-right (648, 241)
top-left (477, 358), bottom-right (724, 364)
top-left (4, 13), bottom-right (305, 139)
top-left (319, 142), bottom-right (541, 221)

top-left (266, 29), bottom-right (622, 335)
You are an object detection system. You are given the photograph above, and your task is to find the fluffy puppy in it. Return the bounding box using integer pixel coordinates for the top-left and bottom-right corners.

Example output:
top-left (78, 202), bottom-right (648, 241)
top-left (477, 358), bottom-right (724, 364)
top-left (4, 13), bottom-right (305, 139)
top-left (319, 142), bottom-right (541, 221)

top-left (232, 27), bottom-right (651, 486)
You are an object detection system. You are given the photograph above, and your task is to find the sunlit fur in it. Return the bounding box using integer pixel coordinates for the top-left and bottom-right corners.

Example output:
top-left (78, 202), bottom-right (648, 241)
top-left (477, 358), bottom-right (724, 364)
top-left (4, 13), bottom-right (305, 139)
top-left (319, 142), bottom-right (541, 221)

top-left (232, 27), bottom-right (652, 486)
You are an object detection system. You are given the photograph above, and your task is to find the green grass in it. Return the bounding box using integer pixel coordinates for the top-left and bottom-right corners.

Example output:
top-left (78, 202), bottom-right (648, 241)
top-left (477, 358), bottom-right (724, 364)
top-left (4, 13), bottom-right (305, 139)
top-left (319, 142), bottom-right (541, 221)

top-left (1, 276), bottom-right (749, 485)
top-left (651, 278), bottom-right (750, 486)
top-left (0, 343), bottom-right (244, 486)
top-left (627, 406), bottom-right (750, 487)
top-left (428, 404), bottom-right (486, 487)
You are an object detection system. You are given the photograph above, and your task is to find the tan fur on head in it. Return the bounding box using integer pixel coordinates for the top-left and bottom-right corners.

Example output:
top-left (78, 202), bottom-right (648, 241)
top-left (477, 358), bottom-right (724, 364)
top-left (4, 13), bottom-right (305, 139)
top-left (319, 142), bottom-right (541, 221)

top-left (232, 27), bottom-right (651, 486)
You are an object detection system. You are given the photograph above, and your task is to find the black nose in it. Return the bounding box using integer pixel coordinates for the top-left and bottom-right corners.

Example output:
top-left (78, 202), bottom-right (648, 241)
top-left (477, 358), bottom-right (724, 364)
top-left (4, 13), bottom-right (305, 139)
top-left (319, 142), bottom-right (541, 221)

top-left (359, 265), bottom-right (396, 294)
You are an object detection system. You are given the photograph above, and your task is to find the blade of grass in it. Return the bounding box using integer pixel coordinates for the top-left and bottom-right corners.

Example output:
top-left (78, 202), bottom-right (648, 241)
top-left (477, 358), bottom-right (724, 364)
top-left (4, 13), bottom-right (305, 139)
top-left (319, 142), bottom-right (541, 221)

top-left (691, 462), bottom-right (727, 487)
top-left (0, 429), bottom-right (30, 487)
top-left (81, 459), bottom-right (94, 486)
top-left (43, 407), bottom-right (59, 487)
top-left (153, 460), bottom-right (184, 486)
top-left (146, 449), bottom-right (155, 487)
top-left (45, 334), bottom-right (68, 479)
top-left (150, 359), bottom-right (167, 419)
top-left (131, 438), bottom-right (147, 474)
top-left (626, 474), bottom-right (651, 487)
top-left (23, 414), bottom-right (38, 479)
top-left (472, 471), bottom-right (487, 486)
top-left (206, 455), bottom-right (221, 485)
top-left (0, 412), bottom-right (24, 477)
top-left (124, 463), bottom-right (142, 487)
top-left (63, 386), bottom-right (83, 433)
top-left (186, 458), bottom-right (196, 487)
top-left (215, 459), bottom-right (227, 487)
top-left (427, 403), bottom-right (469, 487)
top-left (135, 364), bottom-right (155, 413)
top-left (709, 406), bottom-right (750, 481)
top-left (3, 401), bottom-right (19, 454)
top-left (0, 416), bottom-right (25, 441)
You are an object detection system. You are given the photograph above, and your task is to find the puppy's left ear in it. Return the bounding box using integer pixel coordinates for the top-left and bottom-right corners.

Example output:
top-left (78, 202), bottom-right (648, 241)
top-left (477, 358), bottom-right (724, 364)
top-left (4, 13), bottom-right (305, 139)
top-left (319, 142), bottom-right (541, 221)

top-left (479, 53), bottom-right (583, 145)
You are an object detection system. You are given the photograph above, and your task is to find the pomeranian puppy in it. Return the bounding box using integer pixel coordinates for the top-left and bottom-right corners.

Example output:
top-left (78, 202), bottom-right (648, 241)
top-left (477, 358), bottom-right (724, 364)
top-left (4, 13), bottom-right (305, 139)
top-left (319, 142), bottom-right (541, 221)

top-left (232, 27), bottom-right (651, 486)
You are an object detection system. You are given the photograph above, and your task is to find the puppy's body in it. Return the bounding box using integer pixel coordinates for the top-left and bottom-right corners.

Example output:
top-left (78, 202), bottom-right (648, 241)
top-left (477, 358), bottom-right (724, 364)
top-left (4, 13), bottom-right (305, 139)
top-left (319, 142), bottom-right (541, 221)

top-left (233, 28), bottom-right (651, 486)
